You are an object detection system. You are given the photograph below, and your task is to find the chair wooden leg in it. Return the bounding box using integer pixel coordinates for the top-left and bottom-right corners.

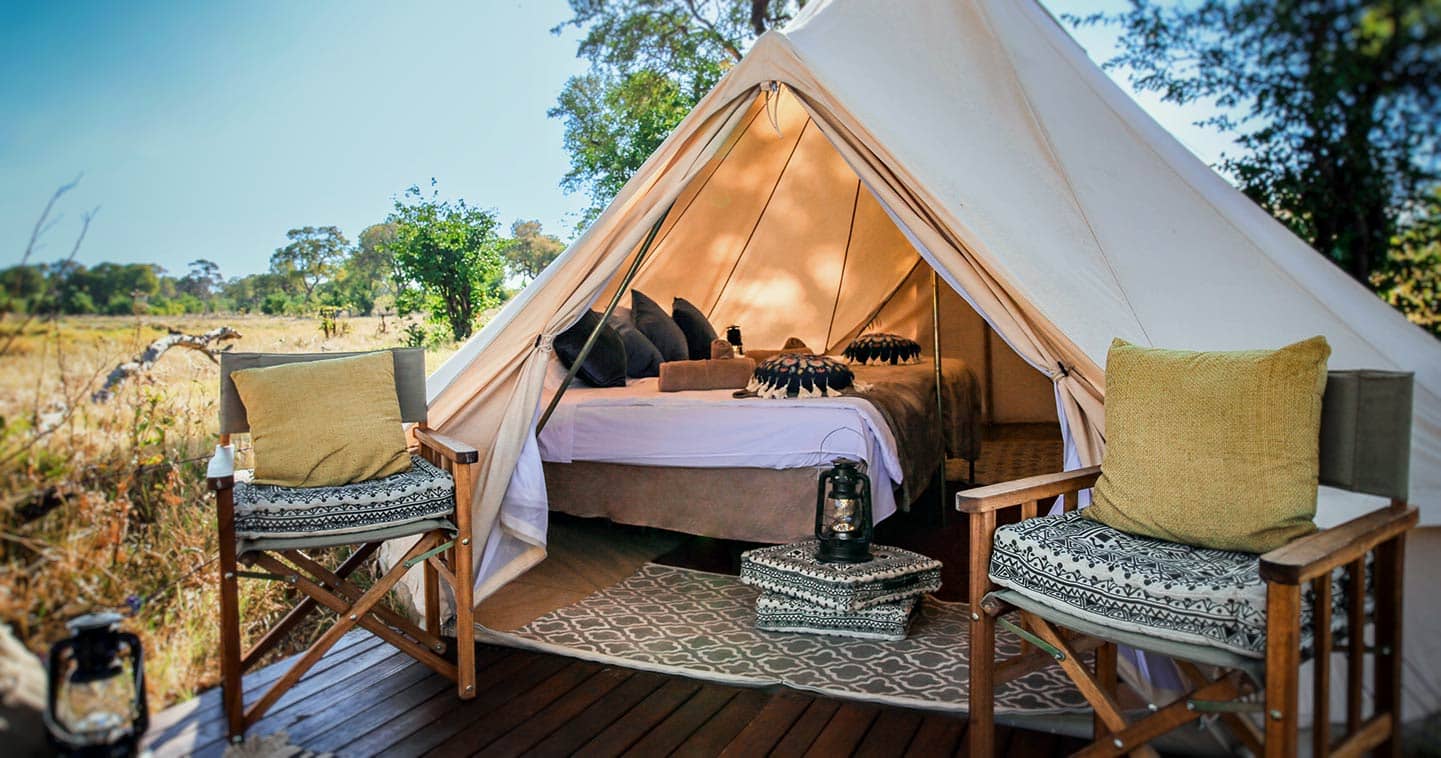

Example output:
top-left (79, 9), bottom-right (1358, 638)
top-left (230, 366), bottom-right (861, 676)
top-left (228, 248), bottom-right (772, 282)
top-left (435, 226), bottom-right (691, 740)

top-left (214, 485), bottom-right (245, 742)
top-left (1264, 582), bottom-right (1302, 758)
top-left (242, 544), bottom-right (379, 670)
top-left (424, 547), bottom-right (440, 636)
top-left (967, 510), bottom-right (997, 758)
top-left (242, 533), bottom-right (440, 727)
top-left (1094, 641), bottom-right (1117, 741)
top-left (1374, 534), bottom-right (1405, 758)
top-left (452, 463), bottom-right (477, 700)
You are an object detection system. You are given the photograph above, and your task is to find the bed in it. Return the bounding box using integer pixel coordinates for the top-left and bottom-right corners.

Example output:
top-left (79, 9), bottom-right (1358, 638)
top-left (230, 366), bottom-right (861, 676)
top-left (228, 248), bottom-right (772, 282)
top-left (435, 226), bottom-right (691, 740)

top-left (536, 358), bottom-right (981, 543)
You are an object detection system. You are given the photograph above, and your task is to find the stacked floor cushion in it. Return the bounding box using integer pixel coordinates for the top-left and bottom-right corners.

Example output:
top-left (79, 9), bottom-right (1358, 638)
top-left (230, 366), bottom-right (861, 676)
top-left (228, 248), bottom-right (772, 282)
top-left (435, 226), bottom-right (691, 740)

top-left (741, 541), bottom-right (942, 641)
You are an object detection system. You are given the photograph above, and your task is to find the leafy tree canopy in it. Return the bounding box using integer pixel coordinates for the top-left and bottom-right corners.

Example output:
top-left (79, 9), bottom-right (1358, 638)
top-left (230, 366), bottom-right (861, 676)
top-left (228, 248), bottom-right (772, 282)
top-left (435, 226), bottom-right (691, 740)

top-left (269, 225), bottom-right (349, 298)
top-left (503, 219), bottom-right (566, 282)
top-left (550, 0), bottom-right (804, 227)
top-left (384, 184), bottom-right (508, 341)
top-left (1074, 0), bottom-right (1441, 286)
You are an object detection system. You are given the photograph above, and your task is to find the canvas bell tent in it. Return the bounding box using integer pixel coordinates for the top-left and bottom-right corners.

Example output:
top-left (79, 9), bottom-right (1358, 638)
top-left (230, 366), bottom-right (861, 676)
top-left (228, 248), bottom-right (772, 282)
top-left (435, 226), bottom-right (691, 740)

top-left (398, 0), bottom-right (1441, 720)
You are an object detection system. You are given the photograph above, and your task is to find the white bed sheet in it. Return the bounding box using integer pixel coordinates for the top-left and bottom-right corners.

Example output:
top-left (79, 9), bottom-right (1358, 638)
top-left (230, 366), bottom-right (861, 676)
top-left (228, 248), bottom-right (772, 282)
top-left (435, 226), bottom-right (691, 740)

top-left (536, 376), bottom-right (904, 522)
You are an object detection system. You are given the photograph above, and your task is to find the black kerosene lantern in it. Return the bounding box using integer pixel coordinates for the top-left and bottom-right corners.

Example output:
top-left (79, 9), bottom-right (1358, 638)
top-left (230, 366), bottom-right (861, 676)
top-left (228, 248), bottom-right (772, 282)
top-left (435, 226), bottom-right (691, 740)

top-left (45, 612), bottom-right (148, 757)
top-left (815, 458), bottom-right (874, 563)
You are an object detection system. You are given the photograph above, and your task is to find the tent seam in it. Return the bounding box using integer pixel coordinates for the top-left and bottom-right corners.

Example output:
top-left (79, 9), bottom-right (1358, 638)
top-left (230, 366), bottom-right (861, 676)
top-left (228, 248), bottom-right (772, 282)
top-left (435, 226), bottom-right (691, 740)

top-left (629, 97), bottom-right (770, 289)
top-left (825, 179), bottom-right (864, 348)
top-left (707, 116), bottom-right (813, 319)
top-left (976, 0), bottom-right (1153, 346)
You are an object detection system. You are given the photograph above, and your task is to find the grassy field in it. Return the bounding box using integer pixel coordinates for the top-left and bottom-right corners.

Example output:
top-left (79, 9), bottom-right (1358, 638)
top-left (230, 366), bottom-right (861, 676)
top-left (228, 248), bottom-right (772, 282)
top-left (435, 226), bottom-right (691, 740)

top-left (0, 313), bottom-right (457, 709)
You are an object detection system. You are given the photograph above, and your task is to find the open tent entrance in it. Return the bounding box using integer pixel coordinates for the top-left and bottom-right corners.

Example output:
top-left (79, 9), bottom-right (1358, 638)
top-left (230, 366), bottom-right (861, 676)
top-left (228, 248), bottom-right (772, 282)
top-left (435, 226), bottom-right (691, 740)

top-left (478, 84), bottom-right (1070, 633)
top-left (596, 85), bottom-right (1059, 432)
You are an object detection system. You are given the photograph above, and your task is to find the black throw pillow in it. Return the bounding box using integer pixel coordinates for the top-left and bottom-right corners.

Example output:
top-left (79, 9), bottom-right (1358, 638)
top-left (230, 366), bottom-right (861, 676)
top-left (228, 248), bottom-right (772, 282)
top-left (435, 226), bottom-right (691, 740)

top-left (630, 290), bottom-right (689, 362)
top-left (607, 311), bottom-right (663, 378)
top-left (554, 310), bottom-right (627, 387)
top-left (670, 297), bottom-right (718, 361)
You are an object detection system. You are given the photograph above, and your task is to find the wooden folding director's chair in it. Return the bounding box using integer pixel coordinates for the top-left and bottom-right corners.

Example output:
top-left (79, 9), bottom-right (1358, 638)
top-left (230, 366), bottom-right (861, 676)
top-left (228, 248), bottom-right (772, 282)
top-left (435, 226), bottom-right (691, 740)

top-left (207, 349), bottom-right (478, 741)
top-left (960, 370), bottom-right (1418, 757)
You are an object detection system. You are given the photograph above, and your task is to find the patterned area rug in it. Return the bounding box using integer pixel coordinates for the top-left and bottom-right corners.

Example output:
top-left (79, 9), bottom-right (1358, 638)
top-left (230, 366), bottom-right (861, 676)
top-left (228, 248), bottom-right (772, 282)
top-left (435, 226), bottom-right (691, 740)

top-left (485, 563), bottom-right (1087, 715)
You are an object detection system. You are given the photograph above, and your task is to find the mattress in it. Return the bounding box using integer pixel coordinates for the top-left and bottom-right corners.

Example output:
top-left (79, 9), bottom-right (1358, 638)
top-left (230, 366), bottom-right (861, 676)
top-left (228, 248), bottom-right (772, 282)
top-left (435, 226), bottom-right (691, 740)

top-left (537, 375), bottom-right (904, 521)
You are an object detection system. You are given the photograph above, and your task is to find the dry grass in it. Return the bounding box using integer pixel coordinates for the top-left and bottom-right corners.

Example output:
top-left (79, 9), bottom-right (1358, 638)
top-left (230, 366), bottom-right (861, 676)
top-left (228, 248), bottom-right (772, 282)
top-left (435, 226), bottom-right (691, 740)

top-left (0, 313), bottom-right (458, 710)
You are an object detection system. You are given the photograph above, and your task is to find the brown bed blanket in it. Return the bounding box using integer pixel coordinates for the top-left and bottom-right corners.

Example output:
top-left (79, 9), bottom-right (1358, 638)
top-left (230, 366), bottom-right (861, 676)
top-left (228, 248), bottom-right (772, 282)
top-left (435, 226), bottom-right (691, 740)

top-left (849, 358), bottom-right (981, 503)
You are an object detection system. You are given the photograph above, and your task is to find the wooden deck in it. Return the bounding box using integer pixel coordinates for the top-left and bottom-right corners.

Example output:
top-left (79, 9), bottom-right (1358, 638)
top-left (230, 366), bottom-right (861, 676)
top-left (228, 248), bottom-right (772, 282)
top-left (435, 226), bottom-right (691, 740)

top-left (143, 629), bottom-right (1083, 757)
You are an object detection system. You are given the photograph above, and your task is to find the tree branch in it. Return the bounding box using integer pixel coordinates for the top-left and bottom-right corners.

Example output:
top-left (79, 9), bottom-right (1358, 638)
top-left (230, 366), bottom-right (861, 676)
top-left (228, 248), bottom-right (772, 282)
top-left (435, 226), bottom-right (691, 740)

top-left (91, 326), bottom-right (242, 402)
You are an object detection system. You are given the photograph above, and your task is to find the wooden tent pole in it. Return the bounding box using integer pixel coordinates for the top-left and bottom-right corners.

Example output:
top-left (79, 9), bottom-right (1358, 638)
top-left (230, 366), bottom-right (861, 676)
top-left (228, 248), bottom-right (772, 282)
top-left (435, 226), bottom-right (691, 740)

top-left (536, 202), bottom-right (673, 434)
top-left (932, 269), bottom-right (949, 521)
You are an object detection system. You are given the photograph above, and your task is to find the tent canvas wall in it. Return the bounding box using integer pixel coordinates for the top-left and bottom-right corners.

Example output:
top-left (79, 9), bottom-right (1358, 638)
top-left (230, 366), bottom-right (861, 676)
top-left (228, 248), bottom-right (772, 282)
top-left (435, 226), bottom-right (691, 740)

top-left (400, 0), bottom-right (1441, 720)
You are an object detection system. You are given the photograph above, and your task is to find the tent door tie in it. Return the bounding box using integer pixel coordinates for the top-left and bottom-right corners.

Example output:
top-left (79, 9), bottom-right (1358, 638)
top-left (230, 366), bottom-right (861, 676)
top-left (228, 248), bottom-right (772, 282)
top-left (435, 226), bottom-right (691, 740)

top-left (536, 333), bottom-right (555, 353)
top-left (1054, 361), bottom-right (1070, 379)
top-left (763, 81), bottom-right (783, 136)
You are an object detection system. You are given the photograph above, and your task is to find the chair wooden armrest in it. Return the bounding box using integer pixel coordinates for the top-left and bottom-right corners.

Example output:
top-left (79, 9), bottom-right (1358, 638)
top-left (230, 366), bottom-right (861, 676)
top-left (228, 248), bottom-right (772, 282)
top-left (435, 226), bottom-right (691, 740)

top-left (1259, 502), bottom-right (1418, 585)
top-left (414, 427), bottom-right (480, 465)
top-left (954, 466), bottom-right (1101, 514)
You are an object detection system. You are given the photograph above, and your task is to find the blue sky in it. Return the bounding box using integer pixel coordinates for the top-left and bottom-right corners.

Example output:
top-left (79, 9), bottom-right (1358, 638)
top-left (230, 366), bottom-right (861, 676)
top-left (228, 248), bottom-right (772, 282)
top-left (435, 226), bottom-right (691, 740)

top-left (1, 1), bottom-right (1231, 278)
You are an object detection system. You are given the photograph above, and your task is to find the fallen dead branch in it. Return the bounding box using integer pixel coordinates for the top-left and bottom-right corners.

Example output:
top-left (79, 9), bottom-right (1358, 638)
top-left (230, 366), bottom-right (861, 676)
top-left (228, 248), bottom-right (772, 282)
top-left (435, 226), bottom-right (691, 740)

top-left (92, 326), bottom-right (241, 402)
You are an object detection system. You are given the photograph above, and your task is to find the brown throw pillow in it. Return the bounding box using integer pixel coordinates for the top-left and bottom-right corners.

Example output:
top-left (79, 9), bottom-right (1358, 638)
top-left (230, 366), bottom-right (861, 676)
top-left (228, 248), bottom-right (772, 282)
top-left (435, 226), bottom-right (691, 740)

top-left (1083, 336), bottom-right (1331, 553)
top-left (232, 352), bottom-right (412, 487)
top-left (658, 358), bottom-right (756, 392)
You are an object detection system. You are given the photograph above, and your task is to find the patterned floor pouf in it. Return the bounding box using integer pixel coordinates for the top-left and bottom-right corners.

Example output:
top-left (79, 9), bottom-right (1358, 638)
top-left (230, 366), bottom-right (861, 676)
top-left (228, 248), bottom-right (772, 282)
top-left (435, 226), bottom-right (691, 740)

top-left (754, 591), bottom-right (917, 641)
top-left (740, 540), bottom-right (942, 611)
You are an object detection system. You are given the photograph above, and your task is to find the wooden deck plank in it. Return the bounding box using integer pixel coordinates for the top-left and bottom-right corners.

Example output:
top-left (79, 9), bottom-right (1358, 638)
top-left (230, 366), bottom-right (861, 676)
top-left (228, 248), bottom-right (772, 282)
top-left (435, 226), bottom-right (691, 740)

top-left (717, 690), bottom-right (813, 757)
top-left (576, 677), bottom-right (703, 757)
top-left (520, 670), bottom-right (669, 758)
top-left (620, 684), bottom-right (738, 757)
top-left (150, 634), bottom-right (399, 757)
top-left (769, 698), bottom-right (842, 755)
top-left (421, 659), bottom-right (603, 758)
top-left (855, 709), bottom-right (925, 757)
top-left (304, 671), bottom-right (452, 754)
top-left (149, 629), bottom-right (1093, 757)
top-left (345, 649), bottom-right (554, 758)
top-left (478, 666), bottom-right (634, 757)
top-left (803, 702), bottom-right (881, 757)
top-left (670, 686), bottom-right (769, 757)
top-left (142, 630), bottom-right (380, 749)
top-left (904, 716), bottom-right (965, 757)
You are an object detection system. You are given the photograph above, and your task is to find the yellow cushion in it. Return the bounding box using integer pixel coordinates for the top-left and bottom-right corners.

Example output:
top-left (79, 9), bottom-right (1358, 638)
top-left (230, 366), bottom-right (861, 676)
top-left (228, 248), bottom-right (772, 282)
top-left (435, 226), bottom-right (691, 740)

top-left (1084, 336), bottom-right (1330, 553)
top-left (232, 352), bottom-right (411, 488)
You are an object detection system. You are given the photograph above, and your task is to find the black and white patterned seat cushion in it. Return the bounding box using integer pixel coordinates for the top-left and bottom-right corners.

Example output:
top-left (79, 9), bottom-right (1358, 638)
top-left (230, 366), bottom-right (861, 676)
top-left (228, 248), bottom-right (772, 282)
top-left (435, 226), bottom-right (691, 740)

top-left (234, 455), bottom-right (455, 539)
top-left (989, 511), bottom-right (1359, 659)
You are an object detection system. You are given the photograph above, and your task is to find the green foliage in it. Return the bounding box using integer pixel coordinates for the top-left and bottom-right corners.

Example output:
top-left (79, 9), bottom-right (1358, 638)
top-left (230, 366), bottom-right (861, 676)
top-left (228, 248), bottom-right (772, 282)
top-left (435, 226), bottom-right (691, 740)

top-left (550, 0), bottom-right (803, 227)
top-left (503, 219), bottom-right (566, 281)
top-left (269, 226), bottom-right (349, 299)
top-left (1373, 199), bottom-right (1441, 336)
top-left (1075, 0), bottom-right (1441, 286)
top-left (384, 184), bottom-right (508, 342)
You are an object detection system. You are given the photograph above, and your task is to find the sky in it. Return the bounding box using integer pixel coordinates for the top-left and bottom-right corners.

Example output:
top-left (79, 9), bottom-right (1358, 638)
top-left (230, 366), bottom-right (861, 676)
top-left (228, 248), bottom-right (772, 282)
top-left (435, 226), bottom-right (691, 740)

top-left (0, 1), bottom-right (1236, 279)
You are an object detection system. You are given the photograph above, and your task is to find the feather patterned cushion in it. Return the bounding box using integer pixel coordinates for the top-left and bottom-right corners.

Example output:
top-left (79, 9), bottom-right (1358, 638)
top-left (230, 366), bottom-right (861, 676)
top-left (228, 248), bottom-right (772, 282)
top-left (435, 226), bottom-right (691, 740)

top-left (743, 354), bottom-right (870, 399)
top-left (844, 333), bottom-right (922, 365)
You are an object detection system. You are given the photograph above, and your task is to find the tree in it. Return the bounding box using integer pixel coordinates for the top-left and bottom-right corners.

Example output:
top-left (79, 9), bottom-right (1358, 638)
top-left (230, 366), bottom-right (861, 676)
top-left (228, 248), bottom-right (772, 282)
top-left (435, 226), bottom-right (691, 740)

top-left (1076, 1), bottom-right (1441, 286)
top-left (338, 223), bottom-right (400, 315)
top-left (550, 0), bottom-right (804, 225)
top-left (177, 259), bottom-right (221, 300)
top-left (269, 226), bottom-right (348, 299)
top-left (1373, 197), bottom-right (1441, 336)
top-left (503, 219), bottom-right (566, 281)
top-left (384, 185), bottom-right (508, 341)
